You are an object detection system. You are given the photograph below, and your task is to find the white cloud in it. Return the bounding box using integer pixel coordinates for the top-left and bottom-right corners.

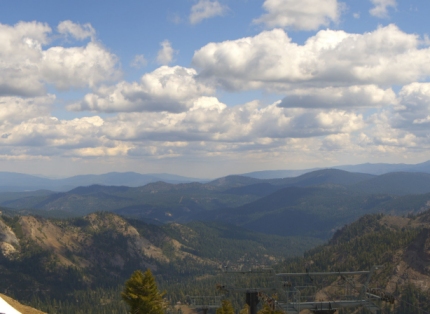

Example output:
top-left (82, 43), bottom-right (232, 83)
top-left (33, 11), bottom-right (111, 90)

top-left (101, 100), bottom-right (364, 143)
top-left (254, 0), bottom-right (341, 31)
top-left (0, 94), bottom-right (365, 161)
top-left (349, 83), bottom-right (430, 157)
top-left (57, 20), bottom-right (95, 41)
top-left (130, 54), bottom-right (147, 68)
top-left (0, 95), bottom-right (54, 124)
top-left (193, 25), bottom-right (430, 91)
top-left (42, 42), bottom-right (120, 90)
top-left (321, 133), bottom-right (351, 151)
top-left (69, 66), bottom-right (214, 113)
top-left (0, 114), bottom-right (133, 158)
top-left (189, 0), bottom-right (228, 24)
top-left (157, 40), bottom-right (175, 65)
top-left (278, 85), bottom-right (396, 108)
top-left (2, 20), bottom-right (430, 171)
top-left (389, 83), bottom-right (430, 133)
top-left (369, 0), bottom-right (396, 18)
top-left (0, 21), bottom-right (120, 96)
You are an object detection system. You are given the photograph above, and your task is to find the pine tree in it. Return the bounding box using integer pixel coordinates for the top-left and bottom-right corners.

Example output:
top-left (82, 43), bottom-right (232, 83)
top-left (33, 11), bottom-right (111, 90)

top-left (239, 304), bottom-right (249, 314)
top-left (216, 299), bottom-right (235, 314)
top-left (258, 303), bottom-right (284, 314)
top-left (121, 269), bottom-right (166, 314)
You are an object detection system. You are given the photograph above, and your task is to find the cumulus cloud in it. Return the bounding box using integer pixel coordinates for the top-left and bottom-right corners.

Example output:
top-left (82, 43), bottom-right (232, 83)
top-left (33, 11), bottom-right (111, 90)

top-left (189, 0), bottom-right (228, 24)
top-left (101, 100), bottom-right (364, 143)
top-left (278, 85), bottom-right (396, 108)
top-left (0, 95), bottom-right (54, 124)
top-left (57, 20), bottom-right (95, 40)
top-left (0, 114), bottom-right (133, 158)
top-left (348, 82), bottom-right (430, 157)
top-left (389, 83), bottom-right (430, 133)
top-left (157, 40), bottom-right (175, 65)
top-left (193, 25), bottom-right (430, 91)
top-left (42, 42), bottom-right (120, 90)
top-left (0, 21), bottom-right (120, 96)
top-left (68, 66), bottom-right (214, 113)
top-left (254, 0), bottom-right (341, 31)
top-left (0, 93), bottom-right (366, 161)
top-left (3, 19), bottom-right (430, 169)
top-left (370, 0), bottom-right (396, 18)
top-left (130, 54), bottom-right (147, 68)
top-left (321, 133), bottom-right (351, 151)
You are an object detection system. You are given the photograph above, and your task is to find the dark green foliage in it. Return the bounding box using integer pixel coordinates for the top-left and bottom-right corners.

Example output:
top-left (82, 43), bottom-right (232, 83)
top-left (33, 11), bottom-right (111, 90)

top-left (280, 214), bottom-right (420, 273)
top-left (121, 269), bottom-right (166, 314)
top-left (216, 299), bottom-right (235, 314)
top-left (161, 220), bottom-right (322, 262)
top-left (258, 304), bottom-right (284, 314)
top-left (394, 284), bottom-right (430, 313)
top-left (28, 286), bottom-right (128, 314)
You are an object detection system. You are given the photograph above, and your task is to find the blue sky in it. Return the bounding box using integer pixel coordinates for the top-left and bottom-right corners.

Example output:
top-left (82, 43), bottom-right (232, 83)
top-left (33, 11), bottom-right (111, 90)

top-left (0, 0), bottom-right (430, 178)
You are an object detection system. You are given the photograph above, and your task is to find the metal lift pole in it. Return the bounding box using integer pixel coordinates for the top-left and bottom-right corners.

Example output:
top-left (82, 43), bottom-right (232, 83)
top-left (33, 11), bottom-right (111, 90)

top-left (245, 291), bottom-right (259, 314)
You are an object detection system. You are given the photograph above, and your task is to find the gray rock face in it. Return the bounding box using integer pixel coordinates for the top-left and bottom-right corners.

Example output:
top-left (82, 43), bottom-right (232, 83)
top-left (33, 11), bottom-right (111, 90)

top-left (0, 219), bottom-right (19, 258)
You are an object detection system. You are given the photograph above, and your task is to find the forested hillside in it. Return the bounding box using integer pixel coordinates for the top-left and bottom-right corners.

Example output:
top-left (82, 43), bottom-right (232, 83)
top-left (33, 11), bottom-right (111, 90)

top-left (274, 212), bottom-right (430, 313)
top-left (198, 185), bottom-right (430, 238)
top-left (2, 209), bottom-right (430, 312)
top-left (0, 212), bottom-right (319, 313)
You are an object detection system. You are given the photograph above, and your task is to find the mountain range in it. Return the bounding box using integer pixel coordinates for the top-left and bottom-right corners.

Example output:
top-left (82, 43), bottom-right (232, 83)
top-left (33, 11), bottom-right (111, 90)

top-left (242, 160), bottom-right (430, 179)
top-left (0, 171), bottom-right (205, 192)
top-left (2, 163), bottom-right (430, 312)
top-left (2, 160), bottom-right (430, 192)
top-left (2, 169), bottom-right (430, 241)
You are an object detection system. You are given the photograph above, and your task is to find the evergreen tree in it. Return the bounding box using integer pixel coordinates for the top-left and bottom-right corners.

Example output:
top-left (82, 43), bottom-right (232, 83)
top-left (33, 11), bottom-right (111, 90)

top-left (257, 304), bottom-right (283, 314)
top-left (239, 304), bottom-right (249, 314)
top-left (216, 299), bottom-right (235, 314)
top-left (121, 269), bottom-right (166, 314)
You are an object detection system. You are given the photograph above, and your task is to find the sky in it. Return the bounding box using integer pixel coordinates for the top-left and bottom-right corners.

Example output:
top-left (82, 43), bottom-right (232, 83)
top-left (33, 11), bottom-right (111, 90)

top-left (0, 0), bottom-right (430, 178)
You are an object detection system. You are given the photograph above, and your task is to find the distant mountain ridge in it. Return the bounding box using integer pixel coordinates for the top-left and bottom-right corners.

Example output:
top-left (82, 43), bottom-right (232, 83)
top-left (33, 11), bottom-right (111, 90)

top-left (2, 160), bottom-right (430, 192)
top-left (3, 169), bottom-right (430, 225)
top-left (241, 160), bottom-right (430, 179)
top-left (0, 171), bottom-right (205, 192)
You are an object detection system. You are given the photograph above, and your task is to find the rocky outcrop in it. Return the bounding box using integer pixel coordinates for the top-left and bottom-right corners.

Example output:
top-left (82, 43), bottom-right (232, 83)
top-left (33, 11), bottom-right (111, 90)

top-left (0, 219), bottom-right (19, 258)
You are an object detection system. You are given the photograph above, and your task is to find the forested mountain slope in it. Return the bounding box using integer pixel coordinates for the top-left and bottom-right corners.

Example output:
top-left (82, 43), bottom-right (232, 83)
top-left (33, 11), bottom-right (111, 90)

top-left (198, 185), bottom-right (430, 238)
top-left (350, 172), bottom-right (430, 195)
top-left (0, 182), bottom-right (259, 220)
top-left (0, 212), bottom-right (319, 311)
top-left (276, 212), bottom-right (430, 313)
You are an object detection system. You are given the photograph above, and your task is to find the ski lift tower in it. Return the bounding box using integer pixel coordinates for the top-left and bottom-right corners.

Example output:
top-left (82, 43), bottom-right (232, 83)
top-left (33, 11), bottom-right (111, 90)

top-left (215, 265), bottom-right (390, 314)
top-left (276, 266), bottom-right (385, 314)
top-left (217, 267), bottom-right (278, 314)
